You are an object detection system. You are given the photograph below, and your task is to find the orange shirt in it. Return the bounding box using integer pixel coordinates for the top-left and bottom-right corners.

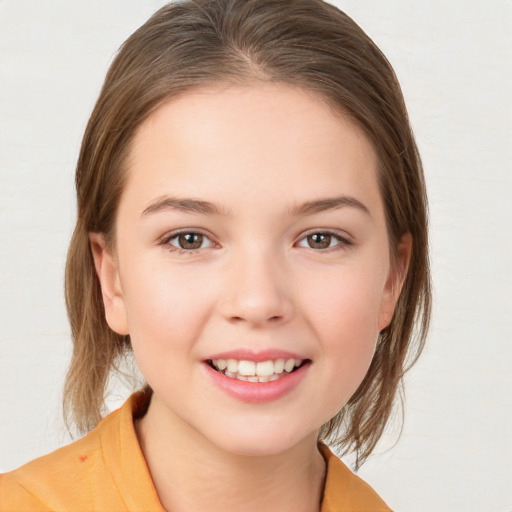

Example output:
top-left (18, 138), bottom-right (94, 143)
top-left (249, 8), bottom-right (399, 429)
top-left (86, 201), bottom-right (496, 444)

top-left (0, 393), bottom-right (392, 511)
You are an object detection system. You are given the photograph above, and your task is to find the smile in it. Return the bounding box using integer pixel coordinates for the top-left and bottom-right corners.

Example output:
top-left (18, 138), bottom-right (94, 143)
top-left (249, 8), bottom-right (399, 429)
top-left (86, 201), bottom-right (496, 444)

top-left (208, 358), bottom-right (305, 382)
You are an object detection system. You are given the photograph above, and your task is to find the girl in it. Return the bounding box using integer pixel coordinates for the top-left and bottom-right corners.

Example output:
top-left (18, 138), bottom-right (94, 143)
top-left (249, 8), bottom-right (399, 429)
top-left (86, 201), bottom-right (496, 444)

top-left (0, 0), bottom-right (430, 511)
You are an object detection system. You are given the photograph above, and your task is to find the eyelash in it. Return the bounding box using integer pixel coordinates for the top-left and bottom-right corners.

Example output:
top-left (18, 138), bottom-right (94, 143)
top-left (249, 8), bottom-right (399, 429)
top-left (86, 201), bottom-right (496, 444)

top-left (160, 230), bottom-right (217, 255)
top-left (297, 229), bottom-right (353, 251)
top-left (160, 229), bottom-right (353, 254)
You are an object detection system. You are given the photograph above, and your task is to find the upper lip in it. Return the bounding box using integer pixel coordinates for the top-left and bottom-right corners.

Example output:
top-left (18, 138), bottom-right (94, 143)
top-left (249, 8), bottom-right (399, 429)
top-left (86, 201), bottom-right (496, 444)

top-left (205, 349), bottom-right (307, 362)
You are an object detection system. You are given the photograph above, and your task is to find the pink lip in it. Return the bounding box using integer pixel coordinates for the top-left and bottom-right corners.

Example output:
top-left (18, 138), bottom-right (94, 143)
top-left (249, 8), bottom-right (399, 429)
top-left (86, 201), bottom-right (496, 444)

top-left (203, 360), bottom-right (311, 403)
top-left (206, 349), bottom-right (305, 363)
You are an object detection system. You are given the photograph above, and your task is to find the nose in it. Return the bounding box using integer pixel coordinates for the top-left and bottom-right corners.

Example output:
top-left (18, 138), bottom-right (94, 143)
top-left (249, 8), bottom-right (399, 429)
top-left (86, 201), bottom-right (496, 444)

top-left (219, 246), bottom-right (294, 327)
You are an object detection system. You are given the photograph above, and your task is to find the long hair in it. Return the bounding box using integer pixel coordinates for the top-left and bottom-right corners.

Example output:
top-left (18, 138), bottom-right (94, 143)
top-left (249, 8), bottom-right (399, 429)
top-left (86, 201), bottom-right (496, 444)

top-left (64, 0), bottom-right (431, 467)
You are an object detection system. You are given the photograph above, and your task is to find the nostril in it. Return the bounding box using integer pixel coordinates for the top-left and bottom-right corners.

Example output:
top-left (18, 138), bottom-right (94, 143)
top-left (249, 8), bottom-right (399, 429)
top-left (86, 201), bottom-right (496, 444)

top-left (230, 315), bottom-right (283, 325)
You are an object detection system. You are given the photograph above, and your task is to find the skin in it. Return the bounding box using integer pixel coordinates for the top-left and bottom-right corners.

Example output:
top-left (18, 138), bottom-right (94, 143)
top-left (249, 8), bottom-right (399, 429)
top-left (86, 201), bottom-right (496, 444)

top-left (91, 82), bottom-right (410, 512)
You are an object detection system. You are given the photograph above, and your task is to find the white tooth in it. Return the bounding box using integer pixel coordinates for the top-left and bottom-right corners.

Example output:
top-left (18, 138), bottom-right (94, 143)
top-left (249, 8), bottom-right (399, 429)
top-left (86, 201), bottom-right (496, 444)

top-left (236, 374), bottom-right (248, 381)
top-left (226, 359), bottom-right (238, 373)
top-left (269, 374), bottom-right (280, 381)
top-left (225, 371), bottom-right (236, 378)
top-left (217, 359), bottom-right (227, 370)
top-left (294, 359), bottom-right (302, 367)
top-left (238, 360), bottom-right (256, 376)
top-left (247, 376), bottom-right (258, 382)
top-left (256, 360), bottom-right (274, 377)
top-left (284, 359), bottom-right (295, 372)
top-left (258, 376), bottom-right (270, 382)
top-left (274, 359), bottom-right (285, 373)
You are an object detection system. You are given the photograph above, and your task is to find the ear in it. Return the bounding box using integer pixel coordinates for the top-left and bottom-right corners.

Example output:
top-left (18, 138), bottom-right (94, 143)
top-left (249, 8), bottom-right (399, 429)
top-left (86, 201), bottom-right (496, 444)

top-left (89, 233), bottom-right (129, 335)
top-left (378, 233), bottom-right (412, 331)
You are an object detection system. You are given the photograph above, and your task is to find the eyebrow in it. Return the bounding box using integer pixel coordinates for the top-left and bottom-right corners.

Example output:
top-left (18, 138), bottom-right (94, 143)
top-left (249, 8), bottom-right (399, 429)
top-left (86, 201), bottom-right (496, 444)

top-left (287, 196), bottom-right (371, 217)
top-left (141, 195), bottom-right (370, 218)
top-left (142, 196), bottom-right (229, 217)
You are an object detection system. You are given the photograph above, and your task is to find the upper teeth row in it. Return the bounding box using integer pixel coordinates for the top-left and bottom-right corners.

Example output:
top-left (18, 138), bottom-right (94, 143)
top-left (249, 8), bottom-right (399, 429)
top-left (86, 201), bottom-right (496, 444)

top-left (212, 358), bottom-right (302, 377)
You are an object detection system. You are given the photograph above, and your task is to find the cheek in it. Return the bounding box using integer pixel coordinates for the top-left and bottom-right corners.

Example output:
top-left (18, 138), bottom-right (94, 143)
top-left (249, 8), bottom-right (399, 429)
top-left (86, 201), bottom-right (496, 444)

top-left (301, 265), bottom-right (385, 341)
top-left (324, 298), bottom-right (378, 389)
top-left (299, 268), bottom-right (384, 401)
top-left (120, 261), bottom-right (215, 359)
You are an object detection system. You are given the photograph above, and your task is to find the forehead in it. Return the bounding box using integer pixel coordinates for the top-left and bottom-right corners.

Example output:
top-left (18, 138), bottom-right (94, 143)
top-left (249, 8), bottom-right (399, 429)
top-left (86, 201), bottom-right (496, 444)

top-left (123, 82), bottom-right (383, 219)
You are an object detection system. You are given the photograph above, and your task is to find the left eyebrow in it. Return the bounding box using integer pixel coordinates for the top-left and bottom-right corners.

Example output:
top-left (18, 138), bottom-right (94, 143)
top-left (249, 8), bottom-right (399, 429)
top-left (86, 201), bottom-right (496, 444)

top-left (287, 196), bottom-right (371, 217)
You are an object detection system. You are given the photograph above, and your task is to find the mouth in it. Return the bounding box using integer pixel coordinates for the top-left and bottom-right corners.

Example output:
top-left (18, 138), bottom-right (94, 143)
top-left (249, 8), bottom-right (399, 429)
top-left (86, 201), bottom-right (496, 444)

top-left (206, 358), bottom-right (309, 382)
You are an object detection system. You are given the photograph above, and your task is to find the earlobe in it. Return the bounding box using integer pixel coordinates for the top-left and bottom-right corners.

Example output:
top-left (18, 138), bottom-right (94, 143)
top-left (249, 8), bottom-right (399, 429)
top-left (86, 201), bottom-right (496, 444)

top-left (378, 233), bottom-right (412, 331)
top-left (89, 233), bottom-right (129, 335)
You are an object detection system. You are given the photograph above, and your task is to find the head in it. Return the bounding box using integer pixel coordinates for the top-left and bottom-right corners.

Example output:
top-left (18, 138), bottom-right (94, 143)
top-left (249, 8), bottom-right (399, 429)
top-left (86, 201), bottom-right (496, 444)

top-left (64, 0), bottom-right (430, 467)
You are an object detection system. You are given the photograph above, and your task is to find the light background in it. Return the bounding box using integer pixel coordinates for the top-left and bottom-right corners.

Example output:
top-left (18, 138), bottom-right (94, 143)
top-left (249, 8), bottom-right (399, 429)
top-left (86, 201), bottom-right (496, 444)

top-left (0, 1), bottom-right (510, 511)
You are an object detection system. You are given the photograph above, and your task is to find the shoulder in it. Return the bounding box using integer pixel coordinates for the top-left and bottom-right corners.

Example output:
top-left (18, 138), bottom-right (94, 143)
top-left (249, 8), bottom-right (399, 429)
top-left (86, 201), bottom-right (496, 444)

top-left (320, 444), bottom-right (393, 512)
top-left (0, 393), bottom-right (150, 512)
top-left (0, 422), bottom-right (104, 511)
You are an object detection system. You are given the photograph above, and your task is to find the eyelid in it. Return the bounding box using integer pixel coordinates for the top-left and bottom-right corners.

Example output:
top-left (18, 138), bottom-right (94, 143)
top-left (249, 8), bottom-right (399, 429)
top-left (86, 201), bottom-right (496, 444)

top-left (160, 228), bottom-right (218, 252)
top-left (295, 228), bottom-right (354, 250)
top-left (158, 227), bottom-right (353, 253)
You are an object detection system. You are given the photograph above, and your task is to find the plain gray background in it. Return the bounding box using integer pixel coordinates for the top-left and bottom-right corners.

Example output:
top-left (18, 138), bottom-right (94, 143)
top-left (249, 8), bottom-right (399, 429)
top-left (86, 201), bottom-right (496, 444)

top-left (1, 1), bottom-right (511, 510)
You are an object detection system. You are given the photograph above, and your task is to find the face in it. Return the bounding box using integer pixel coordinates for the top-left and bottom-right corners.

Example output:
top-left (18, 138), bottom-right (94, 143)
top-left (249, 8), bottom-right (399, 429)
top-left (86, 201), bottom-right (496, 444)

top-left (92, 83), bottom-right (409, 457)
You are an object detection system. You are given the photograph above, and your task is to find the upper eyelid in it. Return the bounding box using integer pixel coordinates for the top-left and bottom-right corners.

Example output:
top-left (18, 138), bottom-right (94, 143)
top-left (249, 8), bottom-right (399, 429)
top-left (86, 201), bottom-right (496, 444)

top-left (296, 228), bottom-right (353, 242)
top-left (161, 228), bottom-right (215, 242)
top-left (162, 230), bottom-right (218, 253)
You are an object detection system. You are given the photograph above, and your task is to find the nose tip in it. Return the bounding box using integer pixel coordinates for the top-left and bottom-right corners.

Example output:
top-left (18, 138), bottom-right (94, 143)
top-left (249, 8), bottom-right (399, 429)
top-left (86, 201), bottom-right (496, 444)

top-left (226, 289), bottom-right (292, 327)
top-left (219, 254), bottom-right (293, 327)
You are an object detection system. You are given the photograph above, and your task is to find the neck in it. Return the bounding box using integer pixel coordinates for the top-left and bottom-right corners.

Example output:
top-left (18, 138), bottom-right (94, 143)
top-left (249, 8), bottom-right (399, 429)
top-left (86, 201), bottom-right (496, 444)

top-left (135, 394), bottom-right (326, 512)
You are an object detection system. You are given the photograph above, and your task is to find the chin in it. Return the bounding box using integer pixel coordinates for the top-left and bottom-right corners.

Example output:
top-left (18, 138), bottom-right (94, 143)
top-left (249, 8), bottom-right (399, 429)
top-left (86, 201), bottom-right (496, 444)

top-left (205, 422), bottom-right (318, 458)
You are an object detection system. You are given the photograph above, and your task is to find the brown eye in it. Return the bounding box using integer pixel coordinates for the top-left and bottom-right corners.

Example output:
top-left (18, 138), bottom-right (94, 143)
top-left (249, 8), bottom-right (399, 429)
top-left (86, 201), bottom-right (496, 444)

top-left (177, 233), bottom-right (204, 249)
top-left (166, 232), bottom-right (215, 252)
top-left (306, 233), bottom-right (332, 249)
top-left (297, 231), bottom-right (350, 251)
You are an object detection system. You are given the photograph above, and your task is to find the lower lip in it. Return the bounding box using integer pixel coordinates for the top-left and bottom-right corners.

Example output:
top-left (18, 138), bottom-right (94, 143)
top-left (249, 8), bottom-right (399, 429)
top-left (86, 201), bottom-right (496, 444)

top-left (204, 362), bottom-right (310, 403)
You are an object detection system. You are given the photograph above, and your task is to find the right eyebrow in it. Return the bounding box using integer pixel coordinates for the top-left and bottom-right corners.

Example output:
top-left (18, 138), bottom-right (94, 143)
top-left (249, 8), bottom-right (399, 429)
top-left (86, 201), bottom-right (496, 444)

top-left (141, 196), bottom-right (230, 218)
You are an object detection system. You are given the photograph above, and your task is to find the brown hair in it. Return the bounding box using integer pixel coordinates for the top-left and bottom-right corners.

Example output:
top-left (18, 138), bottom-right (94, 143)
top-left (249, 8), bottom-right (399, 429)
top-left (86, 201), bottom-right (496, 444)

top-left (64, 0), bottom-right (431, 467)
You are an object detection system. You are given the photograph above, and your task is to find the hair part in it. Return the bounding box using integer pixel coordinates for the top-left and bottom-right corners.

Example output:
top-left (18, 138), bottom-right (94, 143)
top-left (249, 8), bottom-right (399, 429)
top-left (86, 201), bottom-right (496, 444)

top-left (64, 0), bottom-right (431, 468)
